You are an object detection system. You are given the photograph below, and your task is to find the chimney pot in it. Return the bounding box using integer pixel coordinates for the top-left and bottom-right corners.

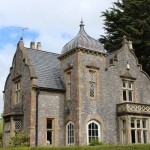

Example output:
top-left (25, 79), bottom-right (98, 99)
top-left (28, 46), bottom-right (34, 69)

top-left (128, 41), bottom-right (133, 50)
top-left (37, 42), bottom-right (41, 50)
top-left (30, 41), bottom-right (35, 49)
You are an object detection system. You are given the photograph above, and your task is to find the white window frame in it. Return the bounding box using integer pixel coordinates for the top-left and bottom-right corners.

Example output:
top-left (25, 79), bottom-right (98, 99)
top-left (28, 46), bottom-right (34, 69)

top-left (66, 121), bottom-right (74, 145)
top-left (130, 118), bottom-right (148, 144)
top-left (122, 80), bottom-right (133, 102)
top-left (87, 120), bottom-right (100, 145)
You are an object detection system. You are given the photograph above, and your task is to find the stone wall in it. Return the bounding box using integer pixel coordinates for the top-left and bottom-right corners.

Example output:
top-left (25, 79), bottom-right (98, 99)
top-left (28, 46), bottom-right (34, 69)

top-left (37, 91), bottom-right (64, 146)
top-left (3, 47), bottom-right (32, 146)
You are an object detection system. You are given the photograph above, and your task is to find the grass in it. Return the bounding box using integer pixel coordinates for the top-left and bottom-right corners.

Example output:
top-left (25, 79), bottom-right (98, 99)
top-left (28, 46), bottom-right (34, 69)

top-left (0, 144), bottom-right (150, 150)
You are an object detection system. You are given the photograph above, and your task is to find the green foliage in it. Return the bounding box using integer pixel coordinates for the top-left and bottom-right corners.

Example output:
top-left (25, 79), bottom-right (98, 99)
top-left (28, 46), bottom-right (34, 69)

top-left (9, 132), bottom-right (29, 147)
top-left (99, 0), bottom-right (150, 75)
top-left (89, 139), bottom-right (103, 146)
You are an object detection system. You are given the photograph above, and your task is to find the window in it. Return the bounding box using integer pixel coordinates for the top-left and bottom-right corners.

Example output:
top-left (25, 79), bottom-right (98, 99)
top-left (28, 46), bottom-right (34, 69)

top-left (67, 72), bottom-right (71, 100)
top-left (122, 80), bottom-right (133, 102)
top-left (15, 81), bottom-right (21, 104)
top-left (14, 120), bottom-right (21, 131)
top-left (47, 119), bottom-right (53, 145)
top-left (120, 117), bottom-right (148, 144)
top-left (89, 71), bottom-right (96, 97)
top-left (131, 118), bottom-right (148, 144)
top-left (66, 121), bottom-right (74, 145)
top-left (87, 120), bottom-right (100, 144)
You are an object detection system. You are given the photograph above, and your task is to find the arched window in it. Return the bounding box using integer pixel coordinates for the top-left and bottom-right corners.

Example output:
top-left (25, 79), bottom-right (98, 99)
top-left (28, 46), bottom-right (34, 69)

top-left (66, 121), bottom-right (74, 145)
top-left (87, 120), bottom-right (100, 144)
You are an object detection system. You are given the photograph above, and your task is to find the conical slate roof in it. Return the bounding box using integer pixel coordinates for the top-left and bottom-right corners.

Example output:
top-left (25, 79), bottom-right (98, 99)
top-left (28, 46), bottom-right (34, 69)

top-left (61, 21), bottom-right (106, 54)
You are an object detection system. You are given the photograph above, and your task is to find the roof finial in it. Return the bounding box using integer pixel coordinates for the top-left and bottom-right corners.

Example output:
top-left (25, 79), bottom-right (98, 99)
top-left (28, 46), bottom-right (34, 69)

top-left (80, 18), bottom-right (84, 27)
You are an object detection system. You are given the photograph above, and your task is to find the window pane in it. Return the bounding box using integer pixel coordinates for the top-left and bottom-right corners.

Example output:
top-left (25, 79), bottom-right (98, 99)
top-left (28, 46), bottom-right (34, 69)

top-left (122, 120), bottom-right (126, 129)
top-left (128, 82), bottom-right (133, 89)
top-left (131, 120), bottom-right (135, 128)
top-left (47, 120), bottom-right (52, 129)
top-left (137, 130), bottom-right (141, 143)
top-left (143, 131), bottom-right (147, 143)
top-left (68, 83), bottom-right (71, 99)
top-left (47, 131), bottom-right (52, 145)
top-left (123, 90), bottom-right (127, 101)
top-left (123, 82), bottom-right (126, 88)
top-left (131, 130), bottom-right (136, 143)
top-left (89, 72), bottom-right (95, 82)
top-left (123, 130), bottom-right (126, 144)
top-left (90, 83), bottom-right (95, 97)
top-left (128, 91), bottom-right (132, 101)
top-left (89, 124), bottom-right (91, 129)
top-left (137, 120), bottom-right (140, 128)
top-left (15, 120), bottom-right (21, 130)
top-left (142, 120), bottom-right (147, 128)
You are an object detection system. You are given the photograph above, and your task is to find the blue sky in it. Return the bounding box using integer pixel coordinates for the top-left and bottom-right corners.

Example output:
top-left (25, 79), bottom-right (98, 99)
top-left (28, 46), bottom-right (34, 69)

top-left (0, 0), bottom-right (115, 115)
top-left (0, 27), bottom-right (39, 49)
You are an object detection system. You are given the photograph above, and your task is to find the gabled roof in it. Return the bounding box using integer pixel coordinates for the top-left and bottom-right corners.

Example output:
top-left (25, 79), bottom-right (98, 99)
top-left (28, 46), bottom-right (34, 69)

top-left (26, 48), bottom-right (64, 90)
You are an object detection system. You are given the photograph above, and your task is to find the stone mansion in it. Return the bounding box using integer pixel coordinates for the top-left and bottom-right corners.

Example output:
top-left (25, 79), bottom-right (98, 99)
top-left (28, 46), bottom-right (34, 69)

top-left (3, 21), bottom-right (150, 146)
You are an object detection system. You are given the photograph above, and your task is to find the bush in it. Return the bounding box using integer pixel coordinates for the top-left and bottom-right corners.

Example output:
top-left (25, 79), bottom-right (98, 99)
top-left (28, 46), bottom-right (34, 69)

top-left (9, 132), bottom-right (29, 147)
top-left (89, 139), bottom-right (103, 146)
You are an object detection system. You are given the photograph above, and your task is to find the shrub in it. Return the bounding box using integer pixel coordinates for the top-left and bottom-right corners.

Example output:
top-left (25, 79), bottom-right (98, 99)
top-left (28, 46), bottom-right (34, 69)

top-left (89, 139), bottom-right (103, 146)
top-left (9, 132), bottom-right (29, 147)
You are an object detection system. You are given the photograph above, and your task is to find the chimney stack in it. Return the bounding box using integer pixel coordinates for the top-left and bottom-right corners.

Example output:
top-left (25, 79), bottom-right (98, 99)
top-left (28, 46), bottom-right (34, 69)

top-left (37, 42), bottom-right (41, 50)
top-left (30, 41), bottom-right (35, 49)
top-left (128, 41), bottom-right (133, 50)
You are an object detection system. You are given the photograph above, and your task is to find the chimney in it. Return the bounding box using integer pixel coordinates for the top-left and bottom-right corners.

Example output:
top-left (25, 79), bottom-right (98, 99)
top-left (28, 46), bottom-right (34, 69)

top-left (128, 41), bottom-right (133, 50)
top-left (30, 41), bottom-right (35, 49)
top-left (37, 42), bottom-right (41, 50)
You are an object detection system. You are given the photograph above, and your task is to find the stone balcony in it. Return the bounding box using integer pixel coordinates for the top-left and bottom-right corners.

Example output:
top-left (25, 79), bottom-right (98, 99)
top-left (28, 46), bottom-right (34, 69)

top-left (117, 102), bottom-right (150, 116)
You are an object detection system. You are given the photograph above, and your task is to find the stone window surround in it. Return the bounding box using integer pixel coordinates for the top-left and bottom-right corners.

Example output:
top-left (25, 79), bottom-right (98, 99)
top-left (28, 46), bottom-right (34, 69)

top-left (89, 70), bottom-right (96, 98)
top-left (65, 71), bottom-right (71, 101)
top-left (43, 116), bottom-right (58, 146)
top-left (12, 75), bottom-right (22, 105)
top-left (66, 121), bottom-right (75, 145)
top-left (118, 116), bottom-right (150, 144)
top-left (87, 68), bottom-right (99, 100)
top-left (87, 120), bottom-right (101, 145)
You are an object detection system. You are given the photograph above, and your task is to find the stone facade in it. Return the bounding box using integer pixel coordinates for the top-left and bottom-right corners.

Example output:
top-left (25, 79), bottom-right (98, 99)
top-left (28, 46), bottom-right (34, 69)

top-left (3, 24), bottom-right (150, 147)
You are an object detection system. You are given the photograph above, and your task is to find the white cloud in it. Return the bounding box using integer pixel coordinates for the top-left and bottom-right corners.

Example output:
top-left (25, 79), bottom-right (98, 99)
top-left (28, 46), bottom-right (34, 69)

top-left (0, 0), bottom-right (115, 114)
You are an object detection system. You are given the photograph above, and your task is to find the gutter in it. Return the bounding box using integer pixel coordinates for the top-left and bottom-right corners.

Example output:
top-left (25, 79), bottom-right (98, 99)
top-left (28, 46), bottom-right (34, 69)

top-left (35, 87), bottom-right (40, 146)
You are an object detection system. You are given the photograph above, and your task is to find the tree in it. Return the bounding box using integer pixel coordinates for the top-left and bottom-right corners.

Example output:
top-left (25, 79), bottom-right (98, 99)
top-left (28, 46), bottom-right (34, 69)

top-left (100, 0), bottom-right (150, 75)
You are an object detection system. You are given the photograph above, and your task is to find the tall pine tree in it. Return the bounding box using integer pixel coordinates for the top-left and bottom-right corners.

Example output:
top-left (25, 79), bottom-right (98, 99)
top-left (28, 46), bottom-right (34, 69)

top-left (100, 0), bottom-right (150, 75)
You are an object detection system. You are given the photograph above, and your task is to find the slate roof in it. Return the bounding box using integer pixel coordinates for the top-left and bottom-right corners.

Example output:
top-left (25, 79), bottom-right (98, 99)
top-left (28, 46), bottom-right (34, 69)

top-left (26, 48), bottom-right (64, 90)
top-left (61, 21), bottom-right (106, 54)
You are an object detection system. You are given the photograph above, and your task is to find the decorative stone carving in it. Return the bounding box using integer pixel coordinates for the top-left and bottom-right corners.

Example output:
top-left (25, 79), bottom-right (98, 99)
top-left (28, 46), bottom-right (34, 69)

top-left (117, 103), bottom-right (150, 115)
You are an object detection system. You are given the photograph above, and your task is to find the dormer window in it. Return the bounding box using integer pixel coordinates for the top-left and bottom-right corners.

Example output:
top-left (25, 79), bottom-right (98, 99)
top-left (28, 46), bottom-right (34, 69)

top-left (122, 80), bottom-right (133, 102)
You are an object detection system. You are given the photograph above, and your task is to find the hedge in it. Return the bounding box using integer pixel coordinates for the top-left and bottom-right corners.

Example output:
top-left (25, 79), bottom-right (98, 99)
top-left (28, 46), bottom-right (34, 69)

top-left (0, 144), bottom-right (150, 150)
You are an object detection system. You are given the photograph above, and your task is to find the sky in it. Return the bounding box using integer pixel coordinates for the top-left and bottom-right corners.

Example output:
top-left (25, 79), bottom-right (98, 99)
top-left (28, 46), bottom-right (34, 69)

top-left (0, 0), bottom-right (115, 115)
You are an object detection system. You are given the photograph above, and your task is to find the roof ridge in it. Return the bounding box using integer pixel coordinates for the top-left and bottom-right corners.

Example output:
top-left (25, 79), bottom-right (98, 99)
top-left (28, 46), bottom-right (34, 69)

top-left (25, 47), bottom-right (60, 55)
